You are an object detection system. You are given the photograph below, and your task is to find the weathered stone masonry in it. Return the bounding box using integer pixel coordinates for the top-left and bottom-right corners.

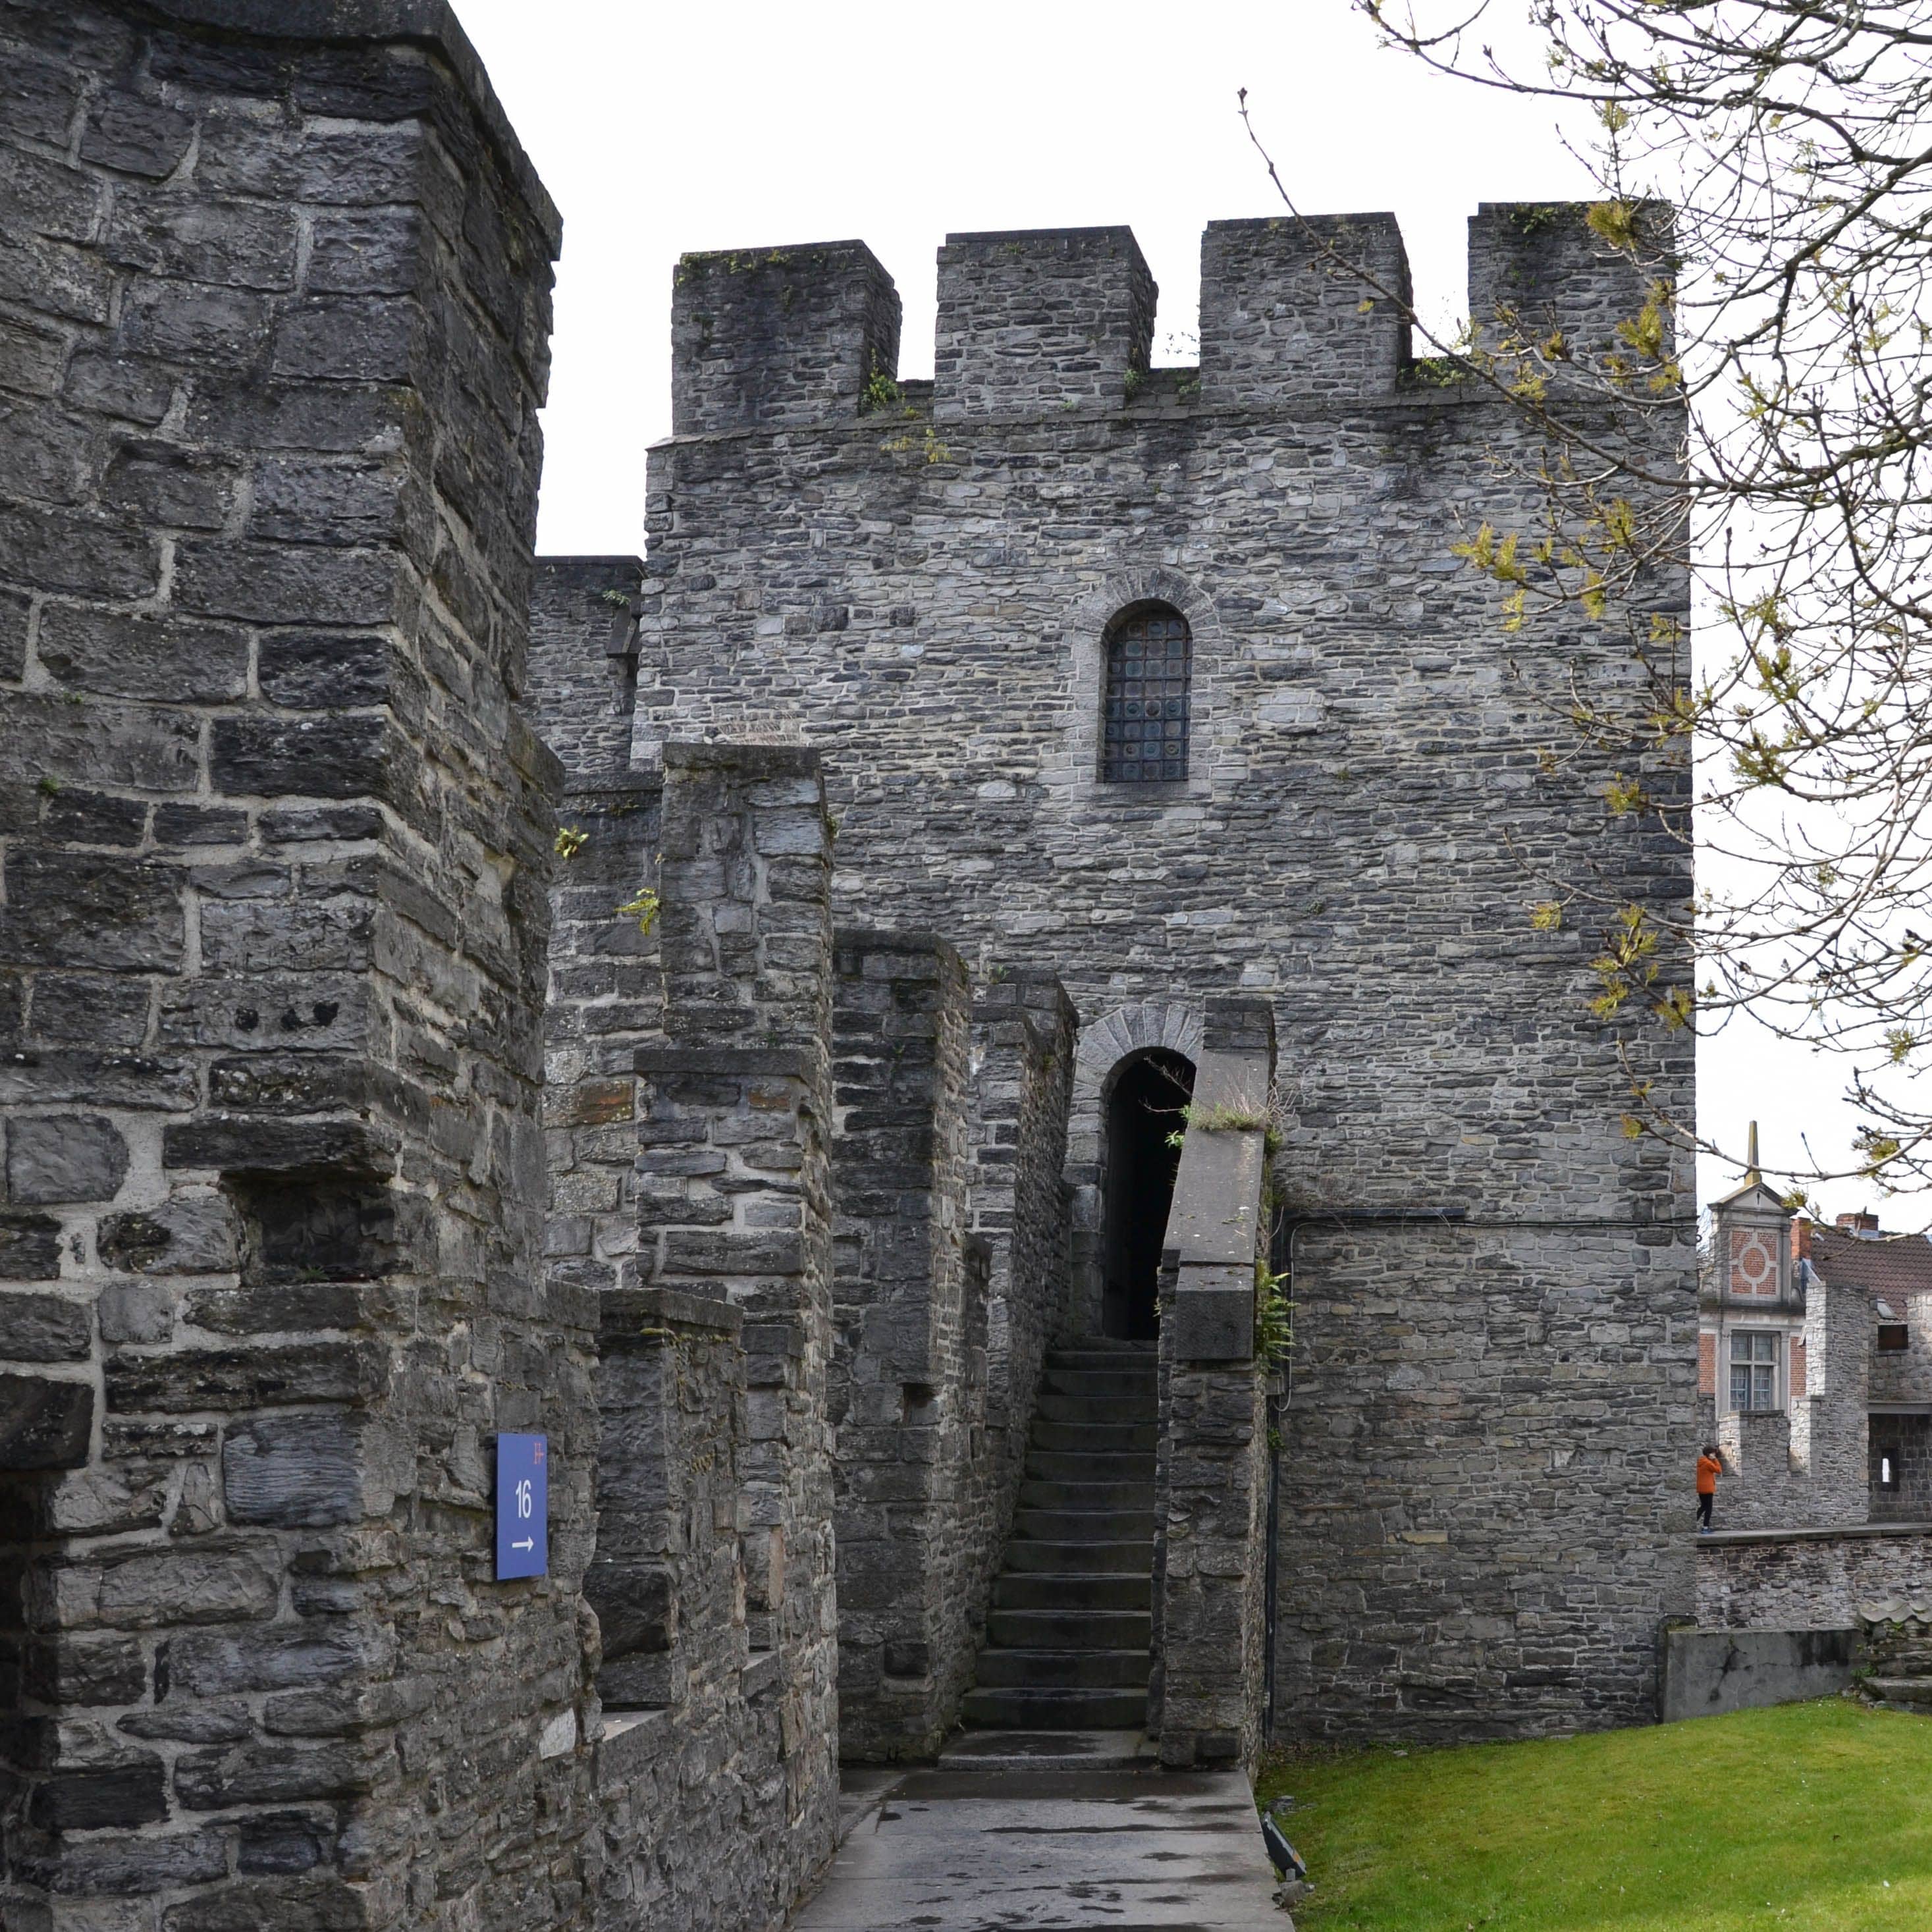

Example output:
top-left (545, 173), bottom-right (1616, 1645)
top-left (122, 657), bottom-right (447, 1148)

top-left (0, 1), bottom-right (599, 1925)
top-left (585, 742), bottom-right (842, 1931)
top-left (624, 208), bottom-right (1698, 1738)
top-left (827, 930), bottom-right (978, 1760)
top-left (0, 2), bottom-right (1707, 1923)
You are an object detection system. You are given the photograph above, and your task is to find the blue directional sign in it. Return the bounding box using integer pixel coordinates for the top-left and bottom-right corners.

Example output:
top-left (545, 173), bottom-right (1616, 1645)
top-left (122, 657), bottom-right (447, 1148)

top-left (495, 1433), bottom-right (548, 1580)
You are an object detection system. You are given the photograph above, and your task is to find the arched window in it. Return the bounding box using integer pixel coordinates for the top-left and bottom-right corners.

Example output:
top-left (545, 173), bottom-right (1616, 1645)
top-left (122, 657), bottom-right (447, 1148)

top-left (1101, 604), bottom-right (1191, 782)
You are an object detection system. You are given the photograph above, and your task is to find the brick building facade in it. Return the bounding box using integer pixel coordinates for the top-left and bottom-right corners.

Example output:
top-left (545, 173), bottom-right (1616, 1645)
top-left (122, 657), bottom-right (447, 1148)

top-left (1700, 1154), bottom-right (1932, 1530)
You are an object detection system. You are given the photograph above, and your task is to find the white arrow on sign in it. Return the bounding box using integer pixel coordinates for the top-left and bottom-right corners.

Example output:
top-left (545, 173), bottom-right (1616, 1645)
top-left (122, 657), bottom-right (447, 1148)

top-left (512, 1539), bottom-right (534, 1551)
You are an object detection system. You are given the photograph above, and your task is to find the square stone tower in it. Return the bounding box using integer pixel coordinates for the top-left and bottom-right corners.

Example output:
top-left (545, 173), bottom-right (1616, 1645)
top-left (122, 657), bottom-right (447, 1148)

top-left (537, 206), bottom-right (1698, 1739)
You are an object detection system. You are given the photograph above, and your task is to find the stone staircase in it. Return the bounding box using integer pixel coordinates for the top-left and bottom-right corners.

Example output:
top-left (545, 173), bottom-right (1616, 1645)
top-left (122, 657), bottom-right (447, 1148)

top-left (963, 1339), bottom-right (1156, 1731)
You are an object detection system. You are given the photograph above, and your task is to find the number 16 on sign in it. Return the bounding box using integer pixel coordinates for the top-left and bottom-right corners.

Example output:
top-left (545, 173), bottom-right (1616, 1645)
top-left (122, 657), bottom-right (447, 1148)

top-left (495, 1433), bottom-right (548, 1580)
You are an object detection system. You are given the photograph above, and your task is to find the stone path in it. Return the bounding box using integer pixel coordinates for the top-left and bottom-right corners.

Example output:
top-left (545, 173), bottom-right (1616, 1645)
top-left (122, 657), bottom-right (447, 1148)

top-left (789, 1733), bottom-right (1287, 1931)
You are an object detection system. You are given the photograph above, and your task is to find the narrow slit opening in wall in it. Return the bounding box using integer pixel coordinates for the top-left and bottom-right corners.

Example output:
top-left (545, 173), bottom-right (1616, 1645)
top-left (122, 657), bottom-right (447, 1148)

top-left (1100, 1048), bottom-right (1195, 1341)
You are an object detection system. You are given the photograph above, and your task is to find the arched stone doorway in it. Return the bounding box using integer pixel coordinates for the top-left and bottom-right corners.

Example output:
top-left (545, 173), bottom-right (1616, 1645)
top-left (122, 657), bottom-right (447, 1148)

top-left (1067, 1002), bottom-right (1202, 1337)
top-left (1100, 1048), bottom-right (1196, 1339)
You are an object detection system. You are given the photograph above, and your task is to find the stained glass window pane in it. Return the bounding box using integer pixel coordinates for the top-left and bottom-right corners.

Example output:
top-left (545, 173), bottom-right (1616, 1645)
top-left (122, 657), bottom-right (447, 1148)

top-left (1101, 608), bottom-right (1191, 783)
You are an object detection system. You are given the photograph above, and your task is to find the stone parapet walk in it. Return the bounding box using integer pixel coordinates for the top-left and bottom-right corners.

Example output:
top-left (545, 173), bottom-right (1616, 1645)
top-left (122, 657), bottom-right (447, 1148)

top-left (789, 1732), bottom-right (1286, 1931)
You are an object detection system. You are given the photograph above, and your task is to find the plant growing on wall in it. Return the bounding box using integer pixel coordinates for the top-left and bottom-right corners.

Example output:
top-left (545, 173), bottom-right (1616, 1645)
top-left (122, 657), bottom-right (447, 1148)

top-left (1255, 1259), bottom-right (1293, 1366)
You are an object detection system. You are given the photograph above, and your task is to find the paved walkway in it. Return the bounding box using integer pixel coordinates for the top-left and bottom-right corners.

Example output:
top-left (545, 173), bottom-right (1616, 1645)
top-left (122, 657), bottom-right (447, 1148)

top-left (790, 1732), bottom-right (1287, 1931)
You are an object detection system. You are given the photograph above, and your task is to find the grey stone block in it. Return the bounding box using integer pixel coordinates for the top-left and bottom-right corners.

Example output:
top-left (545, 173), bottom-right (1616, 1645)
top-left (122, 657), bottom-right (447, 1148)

top-left (80, 1542), bottom-right (282, 1630)
top-left (159, 1115), bottom-right (387, 1176)
top-left (0, 850), bottom-right (186, 971)
top-left (210, 714), bottom-right (389, 799)
top-left (9, 1827), bottom-right (230, 1896)
top-left (0, 1374), bottom-right (92, 1468)
top-left (0, 1291), bottom-right (91, 1360)
top-left (223, 1412), bottom-right (363, 1527)
top-left (79, 93), bottom-right (196, 178)
top-left (28, 1756), bottom-right (167, 1831)
top-left (170, 1621), bottom-right (373, 1697)
top-left (6, 1114), bottom-right (129, 1205)
top-left (26, 973), bottom-right (152, 1047)
top-left (1171, 1281), bottom-right (1254, 1364)
top-left (97, 1280), bottom-right (174, 1345)
top-left (0, 1212), bottom-right (64, 1281)
top-left (37, 605), bottom-right (251, 703)
top-left (23, 1631), bottom-right (147, 1705)
top-left (255, 630), bottom-right (391, 710)
top-left (105, 1341), bottom-right (381, 1414)
top-left (99, 1193), bottom-right (238, 1276)
top-left (119, 279), bottom-right (274, 365)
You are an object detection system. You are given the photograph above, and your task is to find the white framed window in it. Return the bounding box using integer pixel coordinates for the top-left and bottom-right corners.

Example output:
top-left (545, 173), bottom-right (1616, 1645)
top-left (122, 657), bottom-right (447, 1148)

top-left (1730, 1330), bottom-right (1781, 1412)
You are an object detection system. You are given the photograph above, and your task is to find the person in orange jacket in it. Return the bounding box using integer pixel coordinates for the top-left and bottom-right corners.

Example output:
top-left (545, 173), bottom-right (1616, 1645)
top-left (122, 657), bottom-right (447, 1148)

top-left (1696, 1443), bottom-right (1723, 1533)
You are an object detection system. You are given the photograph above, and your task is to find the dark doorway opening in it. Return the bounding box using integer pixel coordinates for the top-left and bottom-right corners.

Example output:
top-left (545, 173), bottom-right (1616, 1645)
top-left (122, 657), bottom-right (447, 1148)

top-left (1101, 1049), bottom-right (1195, 1340)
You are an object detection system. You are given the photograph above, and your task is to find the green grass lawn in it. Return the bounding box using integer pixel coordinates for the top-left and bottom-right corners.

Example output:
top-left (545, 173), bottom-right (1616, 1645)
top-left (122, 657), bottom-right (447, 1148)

top-left (1256, 1701), bottom-right (1931, 1931)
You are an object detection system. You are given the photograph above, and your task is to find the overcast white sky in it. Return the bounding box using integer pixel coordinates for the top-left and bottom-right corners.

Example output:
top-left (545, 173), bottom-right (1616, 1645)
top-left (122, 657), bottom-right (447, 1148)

top-left (452, 0), bottom-right (1895, 1222)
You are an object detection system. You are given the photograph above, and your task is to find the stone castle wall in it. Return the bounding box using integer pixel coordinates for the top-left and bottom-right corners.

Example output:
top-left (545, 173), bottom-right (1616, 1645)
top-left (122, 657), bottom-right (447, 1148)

top-left (1697, 1526), bottom-right (1932, 1630)
top-left (0, 4), bottom-right (1710, 1921)
top-left (616, 209), bottom-right (1697, 1735)
top-left (965, 967), bottom-right (1077, 1580)
top-left (529, 557), bottom-right (645, 785)
top-left (587, 743), bottom-right (844, 1928)
top-left (0, 3), bottom-right (599, 1924)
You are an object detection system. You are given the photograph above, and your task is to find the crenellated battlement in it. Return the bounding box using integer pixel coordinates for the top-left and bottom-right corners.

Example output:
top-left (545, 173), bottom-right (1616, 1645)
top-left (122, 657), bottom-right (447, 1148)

top-left (668, 203), bottom-right (1674, 433)
top-left (1200, 213), bottom-right (1411, 407)
top-left (672, 240), bottom-right (901, 434)
top-left (1468, 199), bottom-right (1675, 369)
top-left (934, 226), bottom-right (1157, 420)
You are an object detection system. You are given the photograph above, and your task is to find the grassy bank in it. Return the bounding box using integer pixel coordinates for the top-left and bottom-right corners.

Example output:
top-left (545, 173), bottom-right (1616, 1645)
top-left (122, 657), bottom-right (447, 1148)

top-left (1256, 1700), bottom-right (1929, 1931)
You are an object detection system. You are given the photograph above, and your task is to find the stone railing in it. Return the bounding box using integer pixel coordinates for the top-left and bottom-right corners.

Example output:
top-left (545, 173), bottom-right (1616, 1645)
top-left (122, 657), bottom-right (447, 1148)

top-left (1150, 997), bottom-right (1274, 1770)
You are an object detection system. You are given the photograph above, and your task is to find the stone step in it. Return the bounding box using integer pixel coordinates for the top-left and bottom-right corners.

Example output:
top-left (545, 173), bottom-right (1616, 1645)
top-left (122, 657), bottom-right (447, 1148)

top-left (986, 1607), bottom-right (1153, 1649)
top-left (1001, 1538), bottom-right (1151, 1575)
top-left (1028, 1419), bottom-right (1157, 1453)
top-left (1866, 1677), bottom-right (1932, 1705)
top-left (1046, 1339), bottom-right (1155, 1360)
top-left (1016, 1478), bottom-right (1155, 1512)
top-left (973, 1646), bottom-right (1152, 1689)
top-left (1025, 1448), bottom-right (1156, 1483)
top-left (938, 1729), bottom-right (1156, 1773)
top-left (1011, 1507), bottom-right (1155, 1543)
top-left (992, 1572), bottom-right (1151, 1612)
top-left (1033, 1391), bottom-right (1154, 1427)
top-left (1040, 1366), bottom-right (1158, 1401)
top-left (961, 1686), bottom-right (1150, 1731)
